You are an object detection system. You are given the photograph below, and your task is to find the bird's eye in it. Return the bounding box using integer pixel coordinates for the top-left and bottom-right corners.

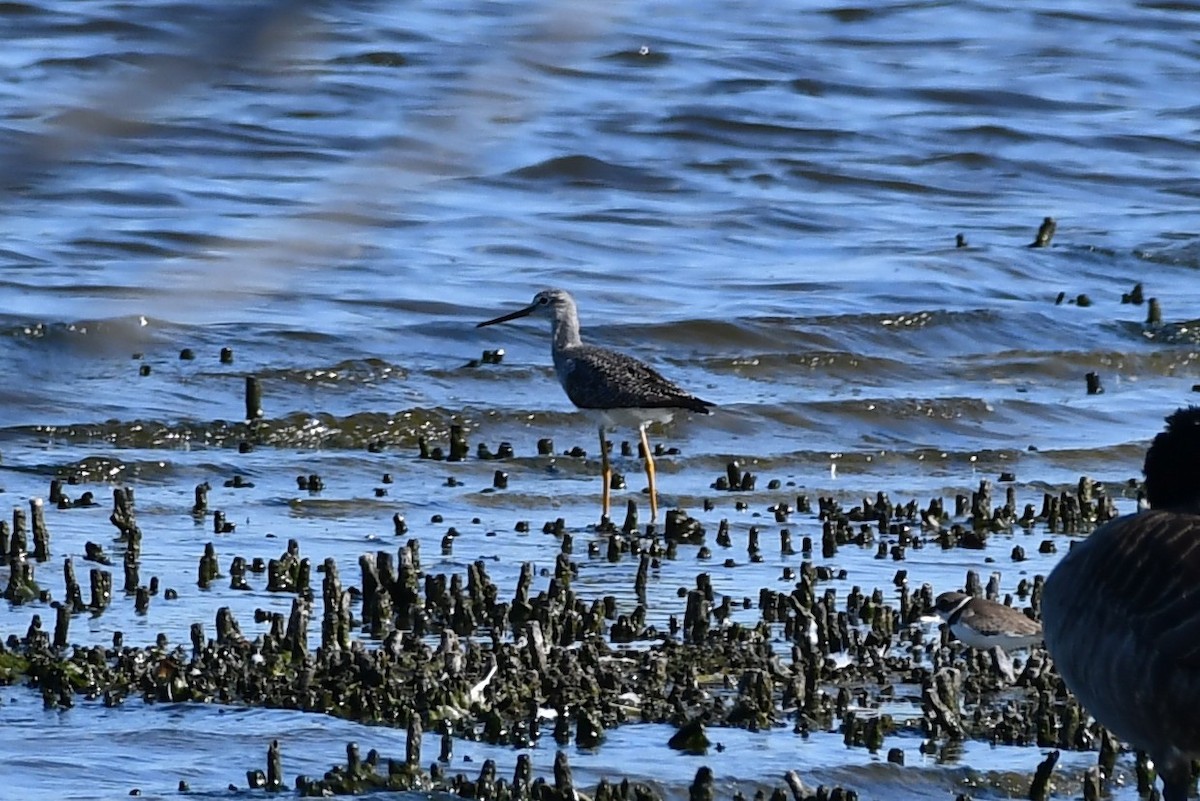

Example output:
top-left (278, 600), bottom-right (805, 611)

top-left (538, 296), bottom-right (550, 305)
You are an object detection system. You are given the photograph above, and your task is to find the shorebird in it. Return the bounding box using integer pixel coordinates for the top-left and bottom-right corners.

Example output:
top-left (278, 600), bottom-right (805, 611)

top-left (477, 288), bottom-right (714, 523)
top-left (934, 591), bottom-right (1042, 651)
top-left (1043, 406), bottom-right (1200, 801)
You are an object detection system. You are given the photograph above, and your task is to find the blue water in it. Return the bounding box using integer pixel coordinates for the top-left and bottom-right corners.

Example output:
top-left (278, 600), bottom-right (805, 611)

top-left (0, 0), bottom-right (1198, 798)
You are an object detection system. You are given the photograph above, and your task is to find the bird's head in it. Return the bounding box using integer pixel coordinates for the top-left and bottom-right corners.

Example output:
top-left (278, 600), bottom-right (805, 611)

top-left (1143, 406), bottom-right (1200, 510)
top-left (933, 591), bottom-right (970, 621)
top-left (477, 288), bottom-right (576, 328)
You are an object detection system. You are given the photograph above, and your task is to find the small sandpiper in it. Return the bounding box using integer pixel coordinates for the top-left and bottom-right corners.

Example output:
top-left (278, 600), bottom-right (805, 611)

top-left (934, 591), bottom-right (1042, 651)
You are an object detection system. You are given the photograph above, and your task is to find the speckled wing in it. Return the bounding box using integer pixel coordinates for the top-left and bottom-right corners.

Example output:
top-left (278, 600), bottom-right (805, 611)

top-left (559, 345), bottom-right (713, 412)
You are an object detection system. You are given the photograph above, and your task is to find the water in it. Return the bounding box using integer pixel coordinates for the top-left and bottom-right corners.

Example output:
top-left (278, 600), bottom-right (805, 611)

top-left (0, 693), bottom-right (1107, 801)
top-left (0, 0), bottom-right (1198, 798)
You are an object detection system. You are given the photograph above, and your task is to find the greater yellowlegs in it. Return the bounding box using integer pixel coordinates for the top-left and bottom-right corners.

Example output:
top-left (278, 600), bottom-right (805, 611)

top-left (1043, 407), bottom-right (1200, 801)
top-left (477, 288), bottom-right (714, 523)
top-left (934, 591), bottom-right (1042, 651)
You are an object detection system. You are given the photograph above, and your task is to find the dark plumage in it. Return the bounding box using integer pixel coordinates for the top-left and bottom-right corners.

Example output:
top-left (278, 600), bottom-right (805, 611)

top-left (1142, 406), bottom-right (1200, 510)
top-left (1043, 406), bottom-right (1200, 801)
top-left (477, 288), bottom-right (714, 522)
top-left (558, 344), bottom-right (714, 413)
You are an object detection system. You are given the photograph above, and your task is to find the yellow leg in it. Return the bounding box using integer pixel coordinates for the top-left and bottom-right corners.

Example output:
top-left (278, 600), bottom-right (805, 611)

top-left (598, 425), bottom-right (611, 522)
top-left (639, 424), bottom-right (658, 523)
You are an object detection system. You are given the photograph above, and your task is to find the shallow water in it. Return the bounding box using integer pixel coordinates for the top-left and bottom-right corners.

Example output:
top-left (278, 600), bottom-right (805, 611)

top-left (0, 0), bottom-right (1198, 798)
top-left (0, 692), bottom-right (1114, 801)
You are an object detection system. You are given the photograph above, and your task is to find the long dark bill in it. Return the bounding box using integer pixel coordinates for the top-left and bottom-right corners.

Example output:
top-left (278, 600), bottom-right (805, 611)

top-left (477, 303), bottom-right (537, 328)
